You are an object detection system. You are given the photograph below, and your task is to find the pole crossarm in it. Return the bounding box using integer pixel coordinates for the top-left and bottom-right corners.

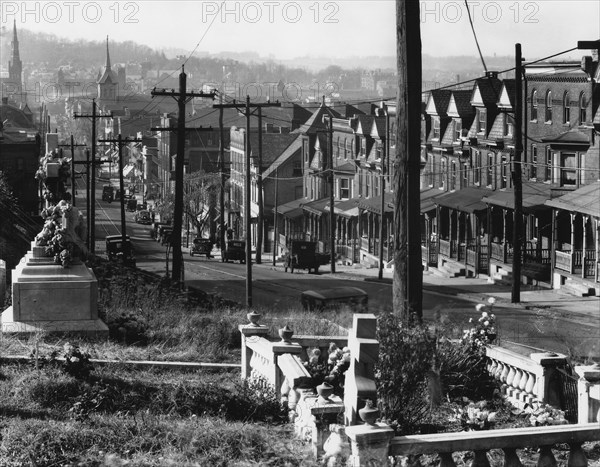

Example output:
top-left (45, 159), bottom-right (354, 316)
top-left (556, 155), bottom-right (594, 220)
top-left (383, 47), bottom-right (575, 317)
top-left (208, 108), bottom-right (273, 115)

top-left (151, 89), bottom-right (215, 104)
top-left (150, 127), bottom-right (213, 132)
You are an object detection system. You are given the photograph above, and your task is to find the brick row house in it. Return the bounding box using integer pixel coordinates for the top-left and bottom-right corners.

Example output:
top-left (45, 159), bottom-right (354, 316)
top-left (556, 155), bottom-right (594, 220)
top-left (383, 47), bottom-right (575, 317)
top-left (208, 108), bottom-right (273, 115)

top-left (419, 54), bottom-right (599, 296)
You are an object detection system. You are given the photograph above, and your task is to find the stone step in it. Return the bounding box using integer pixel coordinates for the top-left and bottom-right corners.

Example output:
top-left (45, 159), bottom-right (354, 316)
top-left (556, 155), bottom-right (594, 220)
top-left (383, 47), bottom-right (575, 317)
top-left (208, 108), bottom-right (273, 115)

top-left (562, 280), bottom-right (596, 298)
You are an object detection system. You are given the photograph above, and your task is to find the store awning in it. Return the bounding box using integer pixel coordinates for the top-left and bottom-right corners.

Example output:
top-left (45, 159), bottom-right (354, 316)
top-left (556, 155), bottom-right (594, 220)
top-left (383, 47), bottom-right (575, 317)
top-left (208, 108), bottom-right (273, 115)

top-left (545, 181), bottom-right (600, 218)
top-left (481, 183), bottom-right (556, 213)
top-left (434, 187), bottom-right (493, 213)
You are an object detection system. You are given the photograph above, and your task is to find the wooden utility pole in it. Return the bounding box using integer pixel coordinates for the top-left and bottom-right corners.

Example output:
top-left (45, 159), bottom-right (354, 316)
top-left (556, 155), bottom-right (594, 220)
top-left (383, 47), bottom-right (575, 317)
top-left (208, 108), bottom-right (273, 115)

top-left (151, 68), bottom-right (215, 283)
top-left (213, 97), bottom-right (281, 308)
top-left (378, 107), bottom-right (390, 280)
top-left (321, 100), bottom-right (336, 274)
top-left (58, 135), bottom-right (86, 206)
top-left (218, 93), bottom-right (226, 254)
top-left (256, 106), bottom-right (264, 264)
top-left (512, 43), bottom-right (524, 303)
top-left (393, 0), bottom-right (423, 322)
top-left (74, 99), bottom-right (112, 255)
top-left (98, 135), bottom-right (142, 246)
top-left (273, 164), bottom-right (279, 267)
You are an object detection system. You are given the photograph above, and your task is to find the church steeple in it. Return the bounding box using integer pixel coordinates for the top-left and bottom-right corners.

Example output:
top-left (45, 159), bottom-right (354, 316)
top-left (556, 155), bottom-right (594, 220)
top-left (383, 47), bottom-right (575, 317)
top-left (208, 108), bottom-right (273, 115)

top-left (105, 35), bottom-right (111, 70)
top-left (8, 19), bottom-right (22, 88)
top-left (97, 36), bottom-right (118, 102)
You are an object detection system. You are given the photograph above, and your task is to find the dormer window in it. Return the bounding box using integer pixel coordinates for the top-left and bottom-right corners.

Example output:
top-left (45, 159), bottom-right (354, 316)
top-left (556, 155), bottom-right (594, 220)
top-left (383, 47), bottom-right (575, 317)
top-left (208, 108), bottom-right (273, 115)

top-left (503, 114), bottom-right (513, 137)
top-left (531, 90), bottom-right (538, 121)
top-left (433, 118), bottom-right (440, 139)
top-left (545, 90), bottom-right (552, 123)
top-left (454, 120), bottom-right (462, 141)
top-left (477, 109), bottom-right (487, 134)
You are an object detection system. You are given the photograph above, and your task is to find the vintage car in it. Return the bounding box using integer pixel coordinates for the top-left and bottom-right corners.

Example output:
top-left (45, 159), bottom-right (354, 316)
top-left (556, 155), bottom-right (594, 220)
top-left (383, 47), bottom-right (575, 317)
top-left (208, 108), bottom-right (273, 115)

top-left (102, 185), bottom-right (114, 202)
top-left (222, 240), bottom-right (246, 263)
top-left (283, 240), bottom-right (329, 274)
top-left (300, 287), bottom-right (368, 312)
top-left (134, 210), bottom-right (152, 225)
top-left (126, 198), bottom-right (138, 212)
top-left (190, 237), bottom-right (214, 258)
top-left (158, 227), bottom-right (173, 246)
top-left (151, 222), bottom-right (170, 239)
top-left (105, 234), bottom-right (136, 267)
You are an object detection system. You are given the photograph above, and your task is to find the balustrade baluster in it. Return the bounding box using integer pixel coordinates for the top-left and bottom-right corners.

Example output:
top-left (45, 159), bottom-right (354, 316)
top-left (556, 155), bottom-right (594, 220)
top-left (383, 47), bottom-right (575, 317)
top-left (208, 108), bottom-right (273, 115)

top-left (503, 447), bottom-right (524, 466)
top-left (506, 366), bottom-right (517, 395)
top-left (525, 372), bottom-right (536, 394)
top-left (439, 452), bottom-right (457, 466)
top-left (488, 359), bottom-right (497, 375)
top-left (568, 442), bottom-right (588, 467)
top-left (496, 361), bottom-right (505, 381)
top-left (472, 450), bottom-right (491, 466)
top-left (500, 362), bottom-right (510, 383)
top-left (538, 445), bottom-right (557, 466)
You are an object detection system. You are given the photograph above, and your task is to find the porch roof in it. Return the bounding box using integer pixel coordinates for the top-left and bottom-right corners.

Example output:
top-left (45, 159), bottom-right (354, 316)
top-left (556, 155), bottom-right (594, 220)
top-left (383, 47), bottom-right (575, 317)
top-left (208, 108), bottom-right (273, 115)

top-left (302, 197), bottom-right (331, 216)
top-left (357, 192), bottom-right (394, 215)
top-left (545, 181), bottom-right (600, 218)
top-left (420, 187), bottom-right (444, 213)
top-left (325, 198), bottom-right (359, 218)
top-left (278, 198), bottom-right (305, 219)
top-left (434, 186), bottom-right (493, 213)
top-left (481, 182), bottom-right (556, 213)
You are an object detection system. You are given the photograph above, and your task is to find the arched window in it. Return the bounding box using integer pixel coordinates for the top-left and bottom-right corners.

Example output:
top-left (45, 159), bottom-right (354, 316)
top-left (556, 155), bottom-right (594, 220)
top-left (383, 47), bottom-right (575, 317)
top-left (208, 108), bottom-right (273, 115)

top-left (562, 91), bottom-right (570, 124)
top-left (531, 90), bottom-right (538, 121)
top-left (545, 90), bottom-right (552, 122)
top-left (579, 92), bottom-right (587, 124)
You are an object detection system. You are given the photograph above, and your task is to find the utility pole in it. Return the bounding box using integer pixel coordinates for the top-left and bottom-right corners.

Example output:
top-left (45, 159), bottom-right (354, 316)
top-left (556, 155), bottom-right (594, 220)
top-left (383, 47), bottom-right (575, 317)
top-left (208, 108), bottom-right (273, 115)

top-left (321, 99), bottom-right (336, 273)
top-left (99, 135), bottom-right (142, 246)
top-left (378, 108), bottom-right (390, 280)
top-left (151, 68), bottom-right (215, 283)
top-left (393, 0), bottom-right (423, 323)
top-left (512, 43), bottom-right (524, 303)
top-left (256, 106), bottom-right (264, 264)
top-left (74, 99), bottom-right (112, 255)
top-left (213, 96), bottom-right (281, 308)
top-left (272, 164), bottom-right (278, 267)
top-left (218, 93), bottom-right (226, 255)
top-left (58, 135), bottom-right (86, 206)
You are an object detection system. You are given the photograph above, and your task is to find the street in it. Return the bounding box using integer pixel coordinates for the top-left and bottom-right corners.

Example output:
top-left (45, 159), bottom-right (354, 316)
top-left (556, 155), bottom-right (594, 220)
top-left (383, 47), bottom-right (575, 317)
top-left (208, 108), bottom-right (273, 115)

top-left (91, 187), bottom-right (599, 359)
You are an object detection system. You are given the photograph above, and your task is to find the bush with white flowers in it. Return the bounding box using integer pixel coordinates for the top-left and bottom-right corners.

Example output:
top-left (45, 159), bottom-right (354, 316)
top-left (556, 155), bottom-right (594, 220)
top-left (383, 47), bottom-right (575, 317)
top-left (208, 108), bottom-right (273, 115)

top-left (462, 297), bottom-right (498, 349)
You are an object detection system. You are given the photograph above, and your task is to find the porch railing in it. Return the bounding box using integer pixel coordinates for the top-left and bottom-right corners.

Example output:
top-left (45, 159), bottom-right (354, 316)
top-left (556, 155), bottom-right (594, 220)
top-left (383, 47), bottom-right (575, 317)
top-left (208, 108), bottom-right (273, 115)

top-left (491, 242), bottom-right (513, 264)
top-left (555, 250), bottom-right (573, 274)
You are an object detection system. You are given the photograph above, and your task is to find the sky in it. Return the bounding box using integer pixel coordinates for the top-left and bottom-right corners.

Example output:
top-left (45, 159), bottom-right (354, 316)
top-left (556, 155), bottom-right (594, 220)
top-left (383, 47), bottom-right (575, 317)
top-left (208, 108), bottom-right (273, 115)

top-left (0, 1), bottom-right (598, 61)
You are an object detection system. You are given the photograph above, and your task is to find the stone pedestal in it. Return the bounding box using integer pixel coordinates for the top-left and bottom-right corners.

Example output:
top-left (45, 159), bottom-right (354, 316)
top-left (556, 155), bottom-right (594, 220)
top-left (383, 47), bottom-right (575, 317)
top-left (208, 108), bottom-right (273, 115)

top-left (2, 242), bottom-right (108, 336)
top-left (345, 422), bottom-right (394, 467)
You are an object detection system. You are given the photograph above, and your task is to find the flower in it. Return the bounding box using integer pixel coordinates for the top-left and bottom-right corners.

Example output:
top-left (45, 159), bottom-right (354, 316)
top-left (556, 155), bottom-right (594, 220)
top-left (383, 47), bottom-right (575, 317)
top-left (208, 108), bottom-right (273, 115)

top-left (487, 297), bottom-right (496, 305)
top-left (462, 301), bottom-right (498, 349)
top-left (475, 304), bottom-right (485, 312)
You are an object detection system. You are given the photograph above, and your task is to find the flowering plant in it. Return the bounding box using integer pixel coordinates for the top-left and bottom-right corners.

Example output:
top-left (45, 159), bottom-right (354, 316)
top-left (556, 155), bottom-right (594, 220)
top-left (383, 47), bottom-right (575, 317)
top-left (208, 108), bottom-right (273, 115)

top-left (462, 297), bottom-right (497, 349)
top-left (304, 343), bottom-right (351, 396)
top-left (449, 399), bottom-right (497, 430)
top-left (522, 402), bottom-right (568, 426)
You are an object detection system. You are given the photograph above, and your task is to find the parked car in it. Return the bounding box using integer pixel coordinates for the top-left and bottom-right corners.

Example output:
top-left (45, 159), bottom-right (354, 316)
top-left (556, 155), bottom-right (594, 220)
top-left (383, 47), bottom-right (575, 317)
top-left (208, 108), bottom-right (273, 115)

top-left (102, 185), bottom-right (114, 202)
top-left (300, 287), bottom-right (368, 312)
top-left (105, 234), bottom-right (136, 267)
top-left (135, 210), bottom-right (152, 225)
top-left (126, 198), bottom-right (138, 212)
top-left (151, 222), bottom-right (170, 240)
top-left (159, 227), bottom-right (173, 246)
top-left (283, 240), bottom-right (329, 273)
top-left (190, 237), bottom-right (214, 258)
top-left (222, 240), bottom-right (246, 263)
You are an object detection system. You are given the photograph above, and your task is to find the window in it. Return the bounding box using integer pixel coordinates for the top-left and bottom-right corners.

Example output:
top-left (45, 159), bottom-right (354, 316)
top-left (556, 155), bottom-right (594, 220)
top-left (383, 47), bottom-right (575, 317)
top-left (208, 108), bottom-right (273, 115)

top-left (501, 155), bottom-right (508, 189)
top-left (545, 147), bottom-right (553, 182)
top-left (530, 145), bottom-right (537, 180)
top-left (374, 174), bottom-right (380, 195)
top-left (531, 90), bottom-right (538, 121)
top-left (473, 150), bottom-right (481, 185)
top-left (562, 92), bottom-right (570, 124)
top-left (486, 153), bottom-right (494, 187)
top-left (451, 161), bottom-right (458, 191)
top-left (579, 92), bottom-right (587, 124)
top-left (503, 114), bottom-right (513, 137)
top-left (339, 178), bottom-right (350, 199)
top-left (293, 160), bottom-right (302, 177)
top-left (462, 162), bottom-right (469, 187)
top-left (433, 118), bottom-right (440, 139)
top-left (545, 90), bottom-right (552, 122)
top-left (346, 139), bottom-right (352, 159)
top-left (376, 142), bottom-right (382, 160)
top-left (440, 157), bottom-right (447, 189)
top-left (454, 120), bottom-right (462, 141)
top-left (366, 173), bottom-right (371, 196)
top-left (343, 138), bottom-right (348, 159)
top-left (360, 138), bottom-right (366, 157)
top-left (428, 155), bottom-right (435, 186)
top-left (477, 109), bottom-right (487, 134)
top-left (560, 152), bottom-right (577, 186)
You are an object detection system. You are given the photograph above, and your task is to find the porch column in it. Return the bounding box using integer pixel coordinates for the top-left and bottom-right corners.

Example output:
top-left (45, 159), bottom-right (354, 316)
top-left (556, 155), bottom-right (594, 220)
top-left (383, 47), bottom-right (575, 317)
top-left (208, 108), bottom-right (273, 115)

top-left (436, 205), bottom-right (441, 267)
top-left (582, 215), bottom-right (588, 279)
top-left (464, 213), bottom-right (469, 275)
top-left (502, 208), bottom-right (508, 263)
top-left (595, 218), bottom-right (599, 283)
top-left (424, 213), bottom-right (430, 271)
top-left (551, 209), bottom-right (557, 289)
top-left (570, 213), bottom-right (575, 274)
top-left (486, 205), bottom-right (492, 271)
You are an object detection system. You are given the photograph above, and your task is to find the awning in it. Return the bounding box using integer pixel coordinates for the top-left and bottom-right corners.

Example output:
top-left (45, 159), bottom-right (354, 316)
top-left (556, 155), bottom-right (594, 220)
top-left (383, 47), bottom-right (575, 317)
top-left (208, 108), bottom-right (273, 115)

top-left (545, 181), bottom-right (600, 218)
top-left (357, 192), bottom-right (394, 215)
top-left (481, 183), bottom-right (556, 213)
top-left (434, 187), bottom-right (493, 213)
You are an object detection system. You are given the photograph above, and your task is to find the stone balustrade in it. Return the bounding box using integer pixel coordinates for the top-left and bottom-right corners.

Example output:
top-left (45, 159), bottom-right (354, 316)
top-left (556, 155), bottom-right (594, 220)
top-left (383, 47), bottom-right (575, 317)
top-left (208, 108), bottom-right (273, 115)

top-left (575, 363), bottom-right (600, 424)
top-left (485, 345), bottom-right (567, 410)
top-left (389, 423), bottom-right (600, 467)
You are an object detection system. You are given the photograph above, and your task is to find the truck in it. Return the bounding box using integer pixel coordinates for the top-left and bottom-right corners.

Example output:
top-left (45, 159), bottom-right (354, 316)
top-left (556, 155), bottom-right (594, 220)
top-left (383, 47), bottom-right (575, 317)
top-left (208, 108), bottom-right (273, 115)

top-left (283, 240), bottom-right (330, 274)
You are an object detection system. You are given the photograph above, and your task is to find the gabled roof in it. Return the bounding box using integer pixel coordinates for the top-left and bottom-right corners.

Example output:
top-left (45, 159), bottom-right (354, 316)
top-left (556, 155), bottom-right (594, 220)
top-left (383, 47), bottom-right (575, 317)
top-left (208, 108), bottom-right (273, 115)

top-left (545, 181), bottom-right (600, 218)
top-left (354, 115), bottom-right (375, 135)
top-left (471, 76), bottom-right (502, 106)
top-left (497, 79), bottom-right (515, 109)
top-left (370, 117), bottom-right (386, 139)
top-left (446, 90), bottom-right (473, 117)
top-left (487, 113), bottom-right (513, 141)
top-left (426, 89), bottom-right (452, 116)
top-left (263, 135), bottom-right (302, 179)
top-left (296, 104), bottom-right (342, 135)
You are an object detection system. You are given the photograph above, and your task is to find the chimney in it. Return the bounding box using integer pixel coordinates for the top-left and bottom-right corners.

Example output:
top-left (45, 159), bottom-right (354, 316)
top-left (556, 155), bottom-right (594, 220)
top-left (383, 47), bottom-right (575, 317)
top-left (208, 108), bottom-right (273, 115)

top-left (485, 71), bottom-right (499, 79)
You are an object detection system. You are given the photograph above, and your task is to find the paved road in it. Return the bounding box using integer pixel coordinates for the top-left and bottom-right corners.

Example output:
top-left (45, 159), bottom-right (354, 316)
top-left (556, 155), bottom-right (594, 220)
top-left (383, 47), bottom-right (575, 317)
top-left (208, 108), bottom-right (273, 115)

top-left (91, 190), bottom-right (599, 359)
